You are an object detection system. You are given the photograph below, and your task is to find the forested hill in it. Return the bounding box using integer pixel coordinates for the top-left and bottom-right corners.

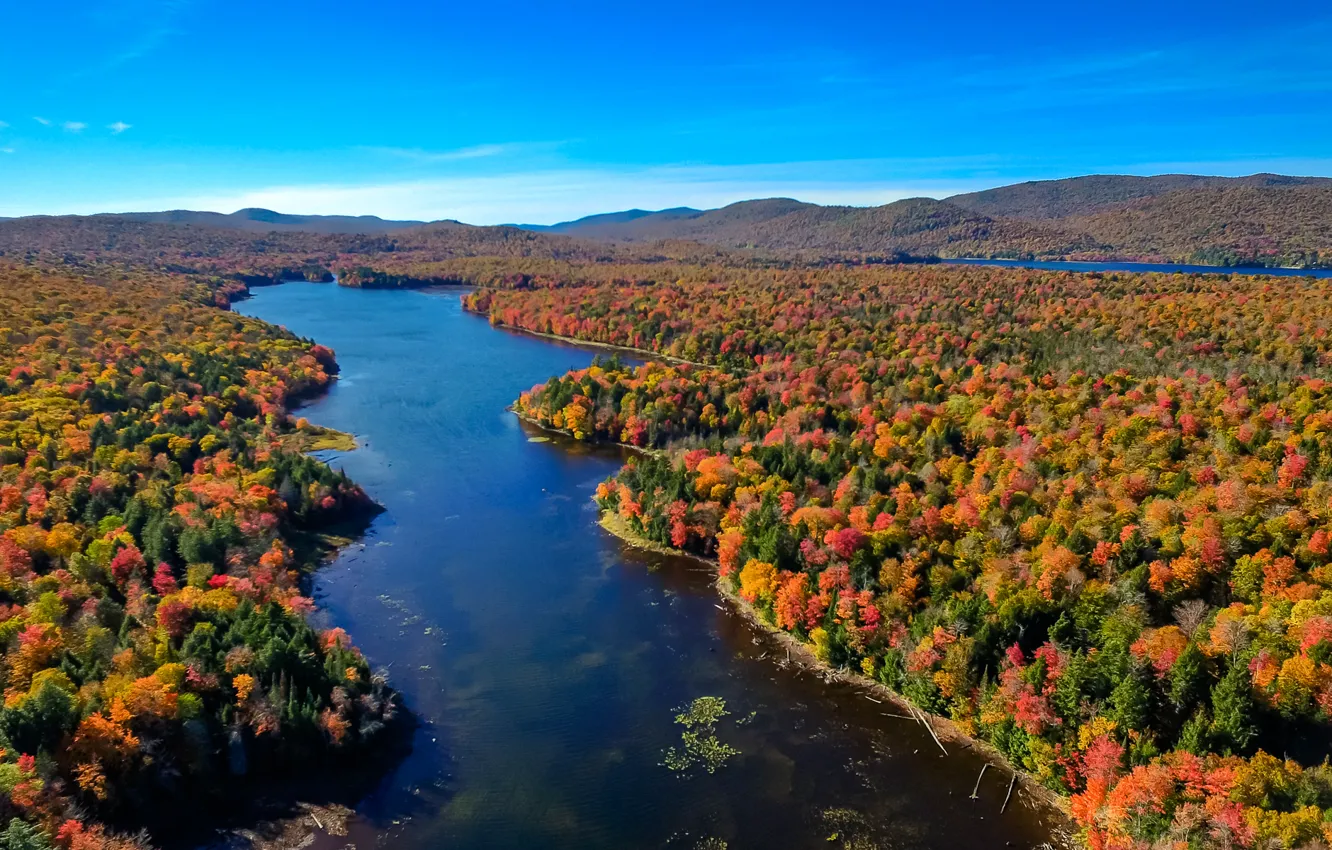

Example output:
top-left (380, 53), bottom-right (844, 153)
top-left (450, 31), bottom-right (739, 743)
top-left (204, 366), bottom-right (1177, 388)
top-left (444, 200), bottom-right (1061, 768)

top-left (6, 171), bottom-right (1332, 267)
top-left (1062, 183), bottom-right (1332, 268)
top-left (0, 215), bottom-right (583, 259)
top-left (517, 207), bottom-right (702, 233)
top-left (523, 174), bottom-right (1332, 268)
top-left (0, 200), bottom-right (1102, 269)
top-left (515, 197), bottom-right (1100, 260)
top-left (0, 209), bottom-right (428, 234)
top-left (77, 208), bottom-right (427, 234)
top-left (948, 175), bottom-right (1332, 268)
top-left (946, 174), bottom-right (1332, 220)
top-left (0, 214), bottom-right (757, 290)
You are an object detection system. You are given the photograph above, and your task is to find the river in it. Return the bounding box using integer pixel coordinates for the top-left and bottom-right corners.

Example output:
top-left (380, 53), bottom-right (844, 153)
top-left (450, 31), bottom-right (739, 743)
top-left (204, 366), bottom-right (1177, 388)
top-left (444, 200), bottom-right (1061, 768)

top-left (233, 282), bottom-right (1066, 850)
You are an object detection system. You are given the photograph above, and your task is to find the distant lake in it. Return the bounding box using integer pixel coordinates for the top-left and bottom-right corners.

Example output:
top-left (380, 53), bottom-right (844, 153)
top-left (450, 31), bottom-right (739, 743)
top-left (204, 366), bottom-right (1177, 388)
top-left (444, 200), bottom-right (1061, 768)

top-left (232, 283), bottom-right (1067, 850)
top-left (946, 258), bottom-right (1332, 278)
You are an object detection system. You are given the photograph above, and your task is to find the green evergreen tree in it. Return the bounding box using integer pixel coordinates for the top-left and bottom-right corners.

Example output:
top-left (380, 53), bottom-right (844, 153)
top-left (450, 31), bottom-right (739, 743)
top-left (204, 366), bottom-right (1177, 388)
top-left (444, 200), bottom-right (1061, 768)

top-left (0, 819), bottom-right (50, 850)
top-left (1168, 643), bottom-right (1208, 709)
top-left (1109, 665), bottom-right (1151, 733)
top-left (1210, 663), bottom-right (1258, 753)
top-left (1176, 708), bottom-right (1211, 754)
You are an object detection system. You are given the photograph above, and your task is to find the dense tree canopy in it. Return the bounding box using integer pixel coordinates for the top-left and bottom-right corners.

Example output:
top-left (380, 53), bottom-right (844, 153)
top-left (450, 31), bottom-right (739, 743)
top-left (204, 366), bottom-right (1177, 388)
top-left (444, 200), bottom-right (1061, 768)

top-left (0, 217), bottom-right (764, 294)
top-left (0, 263), bottom-right (392, 848)
top-left (473, 264), bottom-right (1332, 849)
top-left (5, 204), bottom-right (1331, 849)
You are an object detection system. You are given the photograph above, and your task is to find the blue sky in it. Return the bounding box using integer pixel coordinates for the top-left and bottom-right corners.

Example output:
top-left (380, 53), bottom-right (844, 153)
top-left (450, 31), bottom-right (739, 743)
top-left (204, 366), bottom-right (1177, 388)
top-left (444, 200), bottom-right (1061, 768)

top-left (2, 0), bottom-right (1330, 223)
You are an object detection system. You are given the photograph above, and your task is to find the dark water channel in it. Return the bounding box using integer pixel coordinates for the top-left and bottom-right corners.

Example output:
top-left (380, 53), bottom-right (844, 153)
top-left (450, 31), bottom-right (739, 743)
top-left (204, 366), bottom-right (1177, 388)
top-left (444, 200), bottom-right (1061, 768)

top-left (234, 283), bottom-right (1067, 850)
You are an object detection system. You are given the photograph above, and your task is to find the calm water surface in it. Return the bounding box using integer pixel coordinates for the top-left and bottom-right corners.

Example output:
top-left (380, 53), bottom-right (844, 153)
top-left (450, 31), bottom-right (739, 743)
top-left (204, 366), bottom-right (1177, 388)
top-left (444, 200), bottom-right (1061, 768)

top-left (946, 258), bottom-right (1332, 277)
top-left (234, 283), bottom-right (1067, 850)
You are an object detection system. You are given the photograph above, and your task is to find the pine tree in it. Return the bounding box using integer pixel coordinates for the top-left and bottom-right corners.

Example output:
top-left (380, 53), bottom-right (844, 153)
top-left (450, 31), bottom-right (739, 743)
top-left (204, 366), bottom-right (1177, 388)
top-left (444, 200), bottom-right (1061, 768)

top-left (1210, 663), bottom-right (1258, 753)
top-left (0, 819), bottom-right (52, 850)
top-left (1176, 708), bottom-right (1211, 754)
top-left (1168, 643), bottom-right (1208, 709)
top-left (1109, 665), bottom-right (1151, 733)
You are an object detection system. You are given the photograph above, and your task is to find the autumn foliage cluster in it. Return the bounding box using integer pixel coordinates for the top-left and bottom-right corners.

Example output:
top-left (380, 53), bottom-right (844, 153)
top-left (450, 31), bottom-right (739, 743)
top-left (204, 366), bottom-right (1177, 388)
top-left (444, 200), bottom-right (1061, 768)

top-left (474, 264), bottom-right (1332, 849)
top-left (0, 263), bottom-right (392, 848)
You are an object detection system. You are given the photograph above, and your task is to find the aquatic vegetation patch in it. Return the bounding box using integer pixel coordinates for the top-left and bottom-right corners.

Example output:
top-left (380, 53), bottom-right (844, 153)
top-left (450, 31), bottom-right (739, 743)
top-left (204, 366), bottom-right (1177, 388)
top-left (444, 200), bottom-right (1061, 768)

top-left (821, 808), bottom-right (885, 850)
top-left (662, 696), bottom-right (742, 775)
top-left (281, 421), bottom-right (358, 453)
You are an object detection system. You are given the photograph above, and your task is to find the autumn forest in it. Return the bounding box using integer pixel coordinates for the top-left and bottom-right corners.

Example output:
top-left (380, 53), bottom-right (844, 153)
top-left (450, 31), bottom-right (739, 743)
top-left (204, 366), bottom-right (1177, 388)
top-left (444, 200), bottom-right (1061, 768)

top-left (0, 262), bottom-right (392, 849)
top-left (476, 265), bottom-right (1332, 848)
top-left (2, 179), bottom-right (1332, 850)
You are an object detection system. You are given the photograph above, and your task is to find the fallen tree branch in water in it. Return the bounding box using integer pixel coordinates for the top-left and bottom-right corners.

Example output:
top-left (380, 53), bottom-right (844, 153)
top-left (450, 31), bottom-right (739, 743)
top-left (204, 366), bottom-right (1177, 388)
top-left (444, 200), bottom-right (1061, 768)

top-left (1001, 772), bottom-right (1018, 813)
top-left (970, 764), bottom-right (989, 800)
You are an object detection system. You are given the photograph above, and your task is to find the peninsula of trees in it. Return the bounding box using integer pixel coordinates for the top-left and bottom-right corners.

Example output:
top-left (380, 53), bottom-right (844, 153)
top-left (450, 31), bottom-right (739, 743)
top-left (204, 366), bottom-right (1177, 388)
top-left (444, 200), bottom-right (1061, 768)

top-left (0, 261), bottom-right (394, 849)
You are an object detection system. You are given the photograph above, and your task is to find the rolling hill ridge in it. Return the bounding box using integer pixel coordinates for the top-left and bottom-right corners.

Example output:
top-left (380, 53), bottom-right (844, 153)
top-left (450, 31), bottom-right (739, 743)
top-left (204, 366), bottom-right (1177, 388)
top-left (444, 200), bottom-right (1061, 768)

top-left (515, 174), bottom-right (1332, 267)
top-left (4, 172), bottom-right (1330, 268)
top-left (94, 208), bottom-right (428, 234)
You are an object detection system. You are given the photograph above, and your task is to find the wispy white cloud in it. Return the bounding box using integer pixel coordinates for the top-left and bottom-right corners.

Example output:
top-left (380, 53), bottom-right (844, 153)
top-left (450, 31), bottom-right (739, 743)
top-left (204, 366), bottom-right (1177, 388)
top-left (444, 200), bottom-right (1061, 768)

top-left (63, 121), bottom-right (87, 132)
top-left (363, 143), bottom-right (546, 163)
top-left (950, 19), bottom-right (1332, 113)
top-left (0, 148), bottom-right (14, 155)
top-left (104, 25), bottom-right (176, 71)
top-left (62, 0), bottom-right (195, 80)
top-left (32, 116), bottom-right (51, 126)
top-left (108, 121), bottom-right (132, 134)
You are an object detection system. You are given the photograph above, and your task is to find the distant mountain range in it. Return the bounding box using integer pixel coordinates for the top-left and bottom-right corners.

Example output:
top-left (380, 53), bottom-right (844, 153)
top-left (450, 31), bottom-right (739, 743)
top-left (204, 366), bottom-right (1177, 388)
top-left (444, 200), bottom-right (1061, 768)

top-left (514, 196), bottom-right (1096, 259)
top-left (5, 173), bottom-right (1331, 268)
top-left (511, 174), bottom-right (1332, 267)
top-left (948, 173), bottom-right (1331, 220)
top-left (515, 207), bottom-right (702, 234)
top-left (86, 207), bottom-right (427, 234)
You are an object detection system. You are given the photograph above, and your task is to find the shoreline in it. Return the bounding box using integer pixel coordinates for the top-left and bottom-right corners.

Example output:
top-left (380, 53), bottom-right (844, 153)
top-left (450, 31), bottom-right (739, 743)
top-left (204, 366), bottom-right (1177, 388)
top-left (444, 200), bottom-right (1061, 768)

top-left (213, 289), bottom-right (408, 850)
top-left (511, 408), bottom-right (665, 458)
top-left (514, 404), bottom-right (1073, 830)
top-left (944, 256), bottom-right (1332, 276)
top-left (461, 305), bottom-right (714, 369)
top-left (243, 281), bottom-right (1074, 848)
top-left (595, 510), bottom-right (1077, 847)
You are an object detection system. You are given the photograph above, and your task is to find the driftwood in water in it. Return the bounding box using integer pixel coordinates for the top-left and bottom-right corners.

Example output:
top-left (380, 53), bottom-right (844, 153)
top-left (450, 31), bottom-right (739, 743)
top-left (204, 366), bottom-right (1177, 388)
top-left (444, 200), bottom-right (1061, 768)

top-left (1001, 771), bottom-right (1018, 813)
top-left (912, 705), bottom-right (948, 756)
top-left (970, 763), bottom-right (989, 799)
